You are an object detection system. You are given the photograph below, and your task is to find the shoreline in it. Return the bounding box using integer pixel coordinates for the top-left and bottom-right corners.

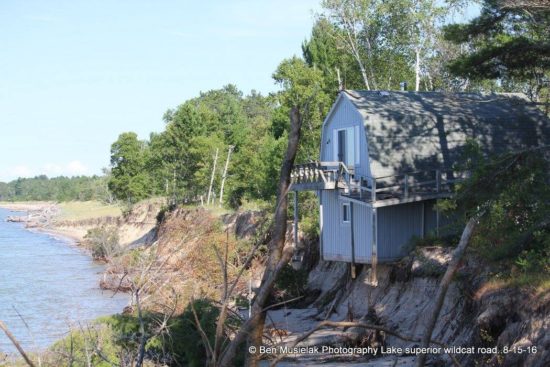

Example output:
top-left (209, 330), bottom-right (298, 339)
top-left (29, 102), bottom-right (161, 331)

top-left (0, 201), bottom-right (54, 211)
top-left (0, 201), bottom-right (86, 243)
top-left (30, 226), bottom-right (84, 244)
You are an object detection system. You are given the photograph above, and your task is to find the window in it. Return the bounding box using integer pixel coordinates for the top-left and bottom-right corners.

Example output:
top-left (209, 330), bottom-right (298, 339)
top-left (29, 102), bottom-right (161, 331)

top-left (342, 202), bottom-right (350, 224)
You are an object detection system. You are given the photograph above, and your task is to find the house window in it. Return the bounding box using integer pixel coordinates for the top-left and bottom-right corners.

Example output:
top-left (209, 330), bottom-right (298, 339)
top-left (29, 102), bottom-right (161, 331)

top-left (342, 202), bottom-right (351, 224)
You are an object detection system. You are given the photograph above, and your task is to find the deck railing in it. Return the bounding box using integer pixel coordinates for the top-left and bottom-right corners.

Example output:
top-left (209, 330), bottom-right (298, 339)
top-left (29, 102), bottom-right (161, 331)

top-left (291, 160), bottom-right (468, 203)
top-left (349, 169), bottom-right (468, 202)
top-left (290, 161), bottom-right (354, 190)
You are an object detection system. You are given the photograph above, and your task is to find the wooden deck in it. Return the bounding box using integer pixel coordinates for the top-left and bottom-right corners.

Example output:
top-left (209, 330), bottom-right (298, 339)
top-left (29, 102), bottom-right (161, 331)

top-left (291, 161), bottom-right (466, 207)
top-left (289, 161), bottom-right (352, 192)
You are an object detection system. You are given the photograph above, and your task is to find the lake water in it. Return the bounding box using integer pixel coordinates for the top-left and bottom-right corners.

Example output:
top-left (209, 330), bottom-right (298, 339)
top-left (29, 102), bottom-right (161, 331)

top-left (0, 207), bottom-right (129, 353)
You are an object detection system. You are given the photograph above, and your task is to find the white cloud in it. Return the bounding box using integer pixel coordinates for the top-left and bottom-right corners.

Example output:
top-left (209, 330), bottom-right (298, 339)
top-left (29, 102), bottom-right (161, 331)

top-left (66, 160), bottom-right (89, 175)
top-left (42, 163), bottom-right (64, 176)
top-left (12, 165), bottom-right (33, 178)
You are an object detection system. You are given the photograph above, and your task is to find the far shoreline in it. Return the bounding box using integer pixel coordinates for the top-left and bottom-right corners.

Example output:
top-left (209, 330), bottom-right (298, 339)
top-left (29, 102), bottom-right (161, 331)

top-left (0, 201), bottom-right (87, 243)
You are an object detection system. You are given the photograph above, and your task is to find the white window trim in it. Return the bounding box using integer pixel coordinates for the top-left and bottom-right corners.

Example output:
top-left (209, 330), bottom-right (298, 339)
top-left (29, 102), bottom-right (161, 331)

top-left (341, 202), bottom-right (351, 225)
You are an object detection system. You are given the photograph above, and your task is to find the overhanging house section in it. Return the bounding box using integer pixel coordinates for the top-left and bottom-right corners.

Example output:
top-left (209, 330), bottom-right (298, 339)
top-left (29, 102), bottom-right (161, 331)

top-left (290, 90), bottom-right (550, 265)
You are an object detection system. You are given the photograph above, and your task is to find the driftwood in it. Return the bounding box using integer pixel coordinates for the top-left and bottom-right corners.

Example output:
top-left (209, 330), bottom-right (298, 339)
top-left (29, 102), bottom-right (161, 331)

top-left (416, 216), bottom-right (478, 367)
top-left (0, 320), bottom-right (37, 367)
top-left (269, 320), bottom-right (462, 367)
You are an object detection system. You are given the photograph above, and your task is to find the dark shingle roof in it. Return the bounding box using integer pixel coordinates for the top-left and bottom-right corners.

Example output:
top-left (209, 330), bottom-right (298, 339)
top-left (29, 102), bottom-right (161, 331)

top-left (343, 90), bottom-right (550, 177)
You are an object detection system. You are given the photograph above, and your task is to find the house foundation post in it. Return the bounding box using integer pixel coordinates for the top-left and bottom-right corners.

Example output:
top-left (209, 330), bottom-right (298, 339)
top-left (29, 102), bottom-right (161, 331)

top-left (319, 191), bottom-right (324, 261)
top-left (293, 191), bottom-right (298, 249)
top-left (371, 207), bottom-right (378, 286)
top-left (350, 201), bottom-right (356, 279)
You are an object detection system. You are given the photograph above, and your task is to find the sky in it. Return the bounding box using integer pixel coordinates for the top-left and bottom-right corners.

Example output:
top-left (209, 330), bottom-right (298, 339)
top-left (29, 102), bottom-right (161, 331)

top-left (0, 0), bottom-right (321, 182)
top-left (0, 1), bottom-right (479, 183)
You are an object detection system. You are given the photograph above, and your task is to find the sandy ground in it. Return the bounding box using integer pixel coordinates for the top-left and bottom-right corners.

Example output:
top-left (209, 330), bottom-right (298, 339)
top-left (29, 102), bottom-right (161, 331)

top-left (0, 201), bottom-right (54, 211)
top-left (257, 308), bottom-right (418, 366)
top-left (0, 201), bottom-right (87, 241)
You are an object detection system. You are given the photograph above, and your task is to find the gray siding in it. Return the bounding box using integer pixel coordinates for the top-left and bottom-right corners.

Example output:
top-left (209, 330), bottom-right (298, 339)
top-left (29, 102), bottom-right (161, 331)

top-left (321, 96), bottom-right (372, 179)
top-left (321, 190), bottom-right (351, 262)
top-left (377, 202), bottom-right (424, 260)
top-left (351, 201), bottom-right (372, 263)
top-left (321, 191), bottom-right (373, 263)
top-left (423, 200), bottom-right (438, 236)
top-left (423, 199), bottom-right (456, 236)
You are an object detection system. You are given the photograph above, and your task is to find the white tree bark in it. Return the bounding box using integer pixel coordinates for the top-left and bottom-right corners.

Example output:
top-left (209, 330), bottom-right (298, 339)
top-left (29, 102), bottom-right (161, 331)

top-left (207, 148), bottom-right (219, 205)
top-left (416, 216), bottom-right (478, 367)
top-left (219, 146), bottom-right (233, 206)
top-left (415, 47), bottom-right (421, 92)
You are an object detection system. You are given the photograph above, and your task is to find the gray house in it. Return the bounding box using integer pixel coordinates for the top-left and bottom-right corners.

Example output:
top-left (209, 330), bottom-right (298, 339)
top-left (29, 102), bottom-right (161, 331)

top-left (290, 90), bottom-right (550, 266)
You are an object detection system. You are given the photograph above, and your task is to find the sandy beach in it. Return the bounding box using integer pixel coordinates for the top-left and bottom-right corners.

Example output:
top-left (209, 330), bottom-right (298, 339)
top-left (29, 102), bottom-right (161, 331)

top-left (0, 201), bottom-right (86, 242)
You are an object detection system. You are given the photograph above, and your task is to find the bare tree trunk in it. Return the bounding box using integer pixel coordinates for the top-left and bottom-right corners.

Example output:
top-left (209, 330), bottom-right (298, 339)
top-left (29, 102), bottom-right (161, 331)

top-left (207, 148), bottom-right (219, 205)
top-left (416, 216), bottom-right (478, 367)
top-left (335, 66), bottom-right (343, 91)
top-left (135, 289), bottom-right (147, 367)
top-left (415, 47), bottom-right (421, 92)
top-left (218, 106), bottom-right (303, 367)
top-left (219, 146), bottom-right (234, 206)
top-left (0, 320), bottom-right (36, 367)
top-left (359, 64), bottom-right (371, 90)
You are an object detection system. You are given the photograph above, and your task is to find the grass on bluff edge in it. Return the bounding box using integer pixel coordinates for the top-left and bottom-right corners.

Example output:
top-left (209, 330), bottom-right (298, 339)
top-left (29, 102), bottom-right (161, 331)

top-left (57, 201), bottom-right (122, 221)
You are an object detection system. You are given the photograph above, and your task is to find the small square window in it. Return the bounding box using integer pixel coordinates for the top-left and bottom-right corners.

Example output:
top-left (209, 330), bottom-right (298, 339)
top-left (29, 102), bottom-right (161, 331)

top-left (342, 202), bottom-right (350, 223)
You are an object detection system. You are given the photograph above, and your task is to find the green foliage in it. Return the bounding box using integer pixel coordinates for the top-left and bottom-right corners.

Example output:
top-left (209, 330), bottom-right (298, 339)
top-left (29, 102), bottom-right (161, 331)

top-left (272, 57), bottom-right (330, 163)
top-left (108, 132), bottom-right (152, 204)
top-left (444, 145), bottom-right (550, 281)
top-left (0, 175), bottom-right (112, 202)
top-left (274, 264), bottom-right (309, 301)
top-left (83, 226), bottom-right (121, 261)
top-left (444, 0), bottom-right (550, 99)
top-left (296, 193), bottom-right (321, 238)
top-left (48, 323), bottom-right (120, 367)
top-left (170, 299), bottom-right (221, 367)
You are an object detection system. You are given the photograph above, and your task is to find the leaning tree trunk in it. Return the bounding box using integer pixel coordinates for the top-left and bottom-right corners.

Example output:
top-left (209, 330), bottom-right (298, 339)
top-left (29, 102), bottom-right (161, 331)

top-left (219, 106), bottom-right (303, 367)
top-left (416, 216), bottom-right (478, 367)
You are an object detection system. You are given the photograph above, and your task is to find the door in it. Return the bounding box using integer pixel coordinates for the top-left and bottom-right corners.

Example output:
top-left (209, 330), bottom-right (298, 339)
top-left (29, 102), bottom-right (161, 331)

top-left (337, 129), bottom-right (347, 163)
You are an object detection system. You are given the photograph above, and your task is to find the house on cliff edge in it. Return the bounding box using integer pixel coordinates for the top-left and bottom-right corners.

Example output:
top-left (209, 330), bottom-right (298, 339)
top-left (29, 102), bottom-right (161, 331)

top-left (290, 90), bottom-right (550, 267)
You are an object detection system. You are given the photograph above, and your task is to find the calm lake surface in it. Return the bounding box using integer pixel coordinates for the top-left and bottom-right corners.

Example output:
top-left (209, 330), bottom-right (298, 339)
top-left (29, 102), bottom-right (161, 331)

top-left (0, 207), bottom-right (128, 353)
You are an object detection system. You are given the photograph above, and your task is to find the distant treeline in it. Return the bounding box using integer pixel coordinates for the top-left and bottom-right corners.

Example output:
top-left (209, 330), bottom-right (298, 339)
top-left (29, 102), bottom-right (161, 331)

top-left (0, 175), bottom-right (112, 202)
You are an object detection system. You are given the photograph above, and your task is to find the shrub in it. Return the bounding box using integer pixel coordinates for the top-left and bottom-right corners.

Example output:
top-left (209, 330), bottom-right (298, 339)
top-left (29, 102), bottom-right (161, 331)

top-left (274, 264), bottom-right (308, 301)
top-left (84, 226), bottom-right (121, 261)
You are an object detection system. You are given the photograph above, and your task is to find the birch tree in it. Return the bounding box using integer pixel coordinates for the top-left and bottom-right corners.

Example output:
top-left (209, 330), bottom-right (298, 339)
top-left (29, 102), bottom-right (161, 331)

top-left (385, 0), bottom-right (449, 91)
top-left (319, 0), bottom-right (384, 90)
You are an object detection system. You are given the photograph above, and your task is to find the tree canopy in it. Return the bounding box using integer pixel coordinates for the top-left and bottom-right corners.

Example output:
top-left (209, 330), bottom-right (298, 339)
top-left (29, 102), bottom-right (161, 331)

top-left (444, 0), bottom-right (550, 100)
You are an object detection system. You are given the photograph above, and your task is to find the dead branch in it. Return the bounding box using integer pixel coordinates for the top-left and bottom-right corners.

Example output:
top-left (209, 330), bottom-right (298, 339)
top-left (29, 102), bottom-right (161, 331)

top-left (134, 289), bottom-right (147, 367)
top-left (416, 216), bottom-right (479, 367)
top-left (190, 296), bottom-right (214, 362)
top-left (0, 320), bottom-right (37, 367)
top-left (261, 296), bottom-right (304, 313)
top-left (269, 320), bottom-right (461, 367)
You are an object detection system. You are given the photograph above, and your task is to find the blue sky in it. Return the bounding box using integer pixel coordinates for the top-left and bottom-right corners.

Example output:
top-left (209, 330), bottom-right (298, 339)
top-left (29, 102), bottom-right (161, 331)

top-left (0, 1), bottom-right (478, 182)
top-left (0, 0), bottom-right (321, 182)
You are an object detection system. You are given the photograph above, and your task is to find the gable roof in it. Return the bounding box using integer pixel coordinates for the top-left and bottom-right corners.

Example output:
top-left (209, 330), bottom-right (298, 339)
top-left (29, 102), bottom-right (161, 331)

top-left (342, 90), bottom-right (550, 177)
